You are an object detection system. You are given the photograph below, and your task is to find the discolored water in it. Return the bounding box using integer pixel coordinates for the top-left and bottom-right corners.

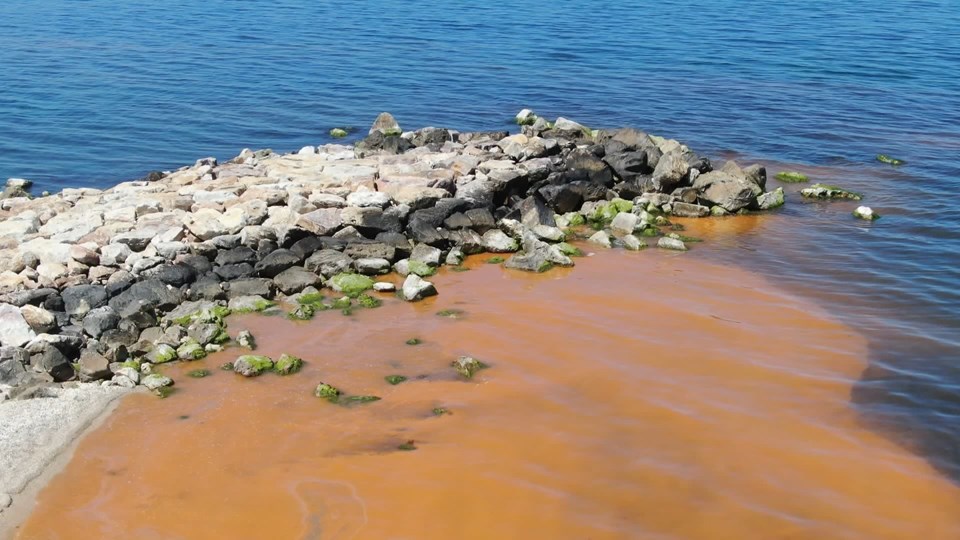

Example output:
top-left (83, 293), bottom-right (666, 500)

top-left (17, 252), bottom-right (960, 539)
top-left (3, 0), bottom-right (960, 529)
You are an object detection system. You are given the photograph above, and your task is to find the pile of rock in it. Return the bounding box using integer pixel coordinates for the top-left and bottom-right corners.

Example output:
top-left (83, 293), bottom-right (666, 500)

top-left (0, 111), bottom-right (784, 394)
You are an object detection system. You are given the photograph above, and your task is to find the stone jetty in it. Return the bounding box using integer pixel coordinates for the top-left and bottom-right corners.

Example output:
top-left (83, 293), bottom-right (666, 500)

top-left (0, 111), bottom-right (783, 395)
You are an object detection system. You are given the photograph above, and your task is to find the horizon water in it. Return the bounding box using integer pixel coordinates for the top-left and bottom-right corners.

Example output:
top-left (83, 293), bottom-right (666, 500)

top-left (3, 0), bottom-right (960, 537)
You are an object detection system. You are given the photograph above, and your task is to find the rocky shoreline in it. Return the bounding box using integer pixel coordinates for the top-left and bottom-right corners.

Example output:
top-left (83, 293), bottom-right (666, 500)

top-left (0, 111), bottom-right (786, 398)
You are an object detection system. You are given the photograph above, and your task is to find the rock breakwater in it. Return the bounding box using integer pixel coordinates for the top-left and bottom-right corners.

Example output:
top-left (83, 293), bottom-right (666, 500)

top-left (0, 112), bottom-right (784, 396)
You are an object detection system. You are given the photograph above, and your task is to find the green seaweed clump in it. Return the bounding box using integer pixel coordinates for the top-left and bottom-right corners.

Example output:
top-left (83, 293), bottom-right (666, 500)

top-left (405, 338), bottom-right (422, 346)
top-left (436, 308), bottom-right (465, 319)
top-left (385, 375), bottom-right (407, 385)
top-left (566, 213), bottom-right (586, 227)
top-left (800, 183), bottom-right (863, 201)
top-left (314, 382), bottom-right (341, 401)
top-left (288, 304), bottom-right (315, 320)
top-left (343, 395), bottom-right (381, 404)
top-left (775, 171), bottom-right (809, 183)
top-left (333, 297), bottom-right (352, 310)
top-left (177, 340), bottom-right (207, 361)
top-left (556, 242), bottom-right (583, 257)
top-left (329, 127), bottom-right (348, 138)
top-left (640, 227), bottom-right (660, 237)
top-left (432, 407), bottom-right (450, 416)
top-left (452, 356), bottom-right (488, 379)
top-left (274, 354), bottom-right (304, 375)
top-left (397, 440), bottom-right (417, 451)
top-left (187, 369), bottom-right (211, 378)
top-left (876, 154), bottom-right (905, 166)
top-left (330, 273), bottom-right (375, 298)
top-left (486, 256), bottom-right (505, 264)
top-left (357, 294), bottom-right (382, 308)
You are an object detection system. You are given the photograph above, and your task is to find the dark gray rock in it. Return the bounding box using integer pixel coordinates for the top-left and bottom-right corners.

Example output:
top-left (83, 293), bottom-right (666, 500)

top-left (254, 249), bottom-right (301, 278)
top-left (304, 249), bottom-right (353, 278)
top-left (517, 195), bottom-right (556, 228)
top-left (61, 285), bottom-right (108, 319)
top-left (537, 183), bottom-right (583, 214)
top-left (442, 212), bottom-right (472, 230)
top-left (215, 247), bottom-right (257, 266)
top-left (29, 341), bottom-right (73, 382)
top-left (226, 278), bottom-right (275, 299)
top-left (82, 306), bottom-right (119, 338)
top-left (177, 253), bottom-right (214, 275)
top-left (693, 171), bottom-right (758, 212)
top-left (214, 263), bottom-right (254, 280)
top-left (651, 152), bottom-right (690, 193)
top-left (410, 127), bottom-right (452, 148)
top-left (210, 234), bottom-right (242, 250)
top-left (273, 267), bottom-right (320, 295)
top-left (289, 236), bottom-right (325, 260)
top-left (77, 349), bottom-right (112, 381)
top-left (142, 263), bottom-right (197, 287)
top-left (0, 288), bottom-right (57, 308)
top-left (464, 208), bottom-right (496, 233)
top-left (0, 346), bottom-right (29, 386)
top-left (407, 198), bottom-right (469, 229)
top-left (105, 270), bottom-right (135, 297)
top-left (341, 206), bottom-right (402, 236)
top-left (670, 202), bottom-right (710, 218)
top-left (188, 323), bottom-right (222, 347)
top-left (374, 232), bottom-right (413, 258)
top-left (565, 148), bottom-right (614, 186)
top-left (407, 218), bottom-right (445, 246)
top-left (343, 241), bottom-right (397, 262)
top-left (108, 279), bottom-right (181, 319)
top-left (189, 274), bottom-right (224, 301)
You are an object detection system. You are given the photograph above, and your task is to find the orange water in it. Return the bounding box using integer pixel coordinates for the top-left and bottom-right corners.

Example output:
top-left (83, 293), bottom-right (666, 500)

top-left (15, 250), bottom-right (960, 539)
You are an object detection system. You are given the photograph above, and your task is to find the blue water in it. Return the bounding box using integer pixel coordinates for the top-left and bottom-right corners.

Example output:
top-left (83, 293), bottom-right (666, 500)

top-left (3, 0), bottom-right (960, 483)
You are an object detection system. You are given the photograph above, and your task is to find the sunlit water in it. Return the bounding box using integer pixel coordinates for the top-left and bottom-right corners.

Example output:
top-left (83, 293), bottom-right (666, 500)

top-left (2, 0), bottom-right (960, 527)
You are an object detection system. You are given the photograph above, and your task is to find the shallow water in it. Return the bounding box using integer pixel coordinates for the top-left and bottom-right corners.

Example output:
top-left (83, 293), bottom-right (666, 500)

top-left (17, 252), bottom-right (960, 539)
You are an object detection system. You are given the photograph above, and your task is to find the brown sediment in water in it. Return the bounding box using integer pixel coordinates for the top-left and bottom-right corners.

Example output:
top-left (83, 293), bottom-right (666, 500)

top-left (14, 250), bottom-right (960, 539)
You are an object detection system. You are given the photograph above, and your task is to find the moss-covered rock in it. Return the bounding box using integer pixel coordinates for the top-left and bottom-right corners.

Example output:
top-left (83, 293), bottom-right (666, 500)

top-left (452, 356), bottom-right (488, 379)
top-left (297, 292), bottom-right (326, 306)
top-left (146, 344), bottom-right (177, 364)
top-left (385, 375), bottom-right (407, 385)
top-left (556, 242), bottom-right (583, 257)
top-left (329, 127), bottom-right (348, 138)
top-left (333, 297), bottom-right (352, 310)
top-left (177, 340), bottom-right (207, 361)
top-left (407, 260), bottom-right (436, 277)
top-left (314, 382), bottom-right (341, 401)
top-left (432, 407), bottom-right (450, 416)
top-left (330, 273), bottom-right (374, 298)
top-left (775, 171), bottom-right (809, 183)
top-left (876, 154), bottom-right (905, 166)
top-left (800, 183), bottom-right (863, 201)
top-left (565, 212), bottom-right (586, 227)
top-left (233, 355), bottom-right (274, 377)
top-left (274, 353), bottom-right (303, 375)
top-left (228, 295), bottom-right (276, 313)
top-left (288, 304), bottom-right (315, 320)
top-left (853, 206), bottom-right (880, 221)
top-left (357, 294), bottom-right (382, 308)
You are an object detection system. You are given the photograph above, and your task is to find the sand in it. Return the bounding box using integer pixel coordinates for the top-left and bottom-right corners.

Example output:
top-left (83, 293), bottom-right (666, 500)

top-left (0, 384), bottom-right (129, 539)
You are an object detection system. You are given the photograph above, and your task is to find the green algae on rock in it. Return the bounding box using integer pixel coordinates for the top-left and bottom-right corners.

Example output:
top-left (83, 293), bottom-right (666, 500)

top-left (450, 266), bottom-right (471, 273)
top-left (233, 355), bottom-right (274, 377)
top-left (800, 183), bottom-right (863, 201)
top-left (436, 308), bottom-right (465, 319)
top-left (236, 330), bottom-right (256, 350)
top-left (288, 304), bottom-right (316, 321)
top-left (176, 340), bottom-right (206, 361)
top-left (876, 154), bottom-right (905, 166)
top-left (452, 356), bottom-right (488, 379)
top-left (187, 369), bottom-right (211, 378)
top-left (406, 260), bottom-right (437, 277)
top-left (329, 128), bottom-right (349, 138)
top-left (486, 256), bottom-right (505, 264)
top-left (556, 242), bottom-right (584, 257)
top-left (342, 395), bottom-right (381, 404)
top-left (385, 375), bottom-right (407, 385)
top-left (357, 294), bottom-right (382, 308)
top-left (146, 344), bottom-right (177, 364)
top-left (314, 382), bottom-right (341, 401)
top-left (853, 206), bottom-right (880, 221)
top-left (274, 354), bottom-right (303, 375)
top-left (330, 273), bottom-right (374, 298)
top-left (397, 440), bottom-right (418, 451)
top-left (432, 407), bottom-right (450, 416)
top-left (405, 337), bottom-right (422, 346)
top-left (775, 171), bottom-right (809, 183)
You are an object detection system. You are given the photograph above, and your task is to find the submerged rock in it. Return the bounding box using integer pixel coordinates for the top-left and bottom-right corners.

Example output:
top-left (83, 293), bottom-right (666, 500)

top-left (314, 382), bottom-right (341, 400)
top-left (800, 184), bottom-right (862, 201)
top-left (876, 154), bottom-right (905, 166)
top-left (853, 206), bottom-right (880, 221)
top-left (236, 330), bottom-right (256, 350)
top-left (233, 355), bottom-right (274, 377)
top-left (274, 353), bottom-right (303, 375)
top-left (775, 171), bottom-right (809, 183)
top-left (452, 355), bottom-right (488, 379)
top-left (142, 374), bottom-right (174, 391)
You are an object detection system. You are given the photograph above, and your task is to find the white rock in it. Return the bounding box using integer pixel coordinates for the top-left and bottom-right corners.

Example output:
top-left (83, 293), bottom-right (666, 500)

top-left (141, 374), bottom-right (173, 391)
top-left (373, 282), bottom-right (396, 292)
top-left (531, 224), bottom-right (565, 242)
top-left (481, 230), bottom-right (519, 253)
top-left (610, 212), bottom-right (640, 234)
top-left (515, 109), bottom-right (537, 124)
top-left (0, 304), bottom-right (36, 347)
top-left (401, 274), bottom-right (437, 302)
top-left (657, 237), bottom-right (688, 251)
top-left (114, 367), bottom-right (140, 385)
top-left (346, 191), bottom-right (391, 208)
top-left (621, 234), bottom-right (645, 251)
top-left (298, 146), bottom-right (317, 155)
top-left (853, 206), bottom-right (878, 221)
top-left (100, 243), bottom-right (132, 266)
top-left (587, 230), bottom-right (612, 248)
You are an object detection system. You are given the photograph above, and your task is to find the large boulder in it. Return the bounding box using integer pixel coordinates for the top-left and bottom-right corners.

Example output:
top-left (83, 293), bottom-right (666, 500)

top-left (651, 152), bottom-right (689, 192)
top-left (693, 171), bottom-right (758, 212)
top-left (62, 285), bottom-right (108, 319)
top-left (254, 249), bottom-right (301, 278)
top-left (273, 267), bottom-right (321, 295)
top-left (108, 279), bottom-right (181, 319)
top-left (304, 249), bottom-right (353, 278)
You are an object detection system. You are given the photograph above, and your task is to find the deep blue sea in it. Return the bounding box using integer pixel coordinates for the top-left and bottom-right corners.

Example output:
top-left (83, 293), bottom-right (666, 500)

top-left (2, 0), bottom-right (960, 484)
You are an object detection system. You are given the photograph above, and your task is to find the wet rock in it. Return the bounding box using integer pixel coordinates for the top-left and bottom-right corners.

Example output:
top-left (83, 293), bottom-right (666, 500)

top-left (233, 355), bottom-right (274, 377)
top-left (481, 230), bottom-right (519, 253)
top-left (274, 353), bottom-right (303, 375)
top-left (142, 373), bottom-right (174, 391)
top-left (329, 273), bottom-right (374, 297)
top-left (587, 230), bottom-right (612, 248)
top-left (853, 206), bottom-right (879, 221)
top-left (237, 330), bottom-right (256, 350)
top-left (273, 267), bottom-right (320, 295)
top-left (756, 188), bottom-right (785, 210)
top-left (657, 237), bottom-right (688, 251)
top-left (146, 344), bottom-right (177, 364)
top-left (692, 171), bottom-right (758, 212)
top-left (610, 212), bottom-right (640, 234)
top-left (400, 274), bottom-right (437, 301)
top-left (452, 355), bottom-right (487, 379)
top-left (876, 154), bottom-right (905, 166)
top-left (800, 184), bottom-right (862, 201)
top-left (0, 304), bottom-right (37, 347)
top-left (254, 249), bottom-right (301, 278)
top-left (669, 201), bottom-right (709, 218)
top-left (227, 295), bottom-right (275, 313)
